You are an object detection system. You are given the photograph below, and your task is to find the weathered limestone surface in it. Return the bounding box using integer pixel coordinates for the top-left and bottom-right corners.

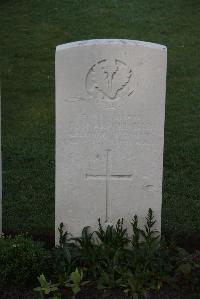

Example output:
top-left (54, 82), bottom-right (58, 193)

top-left (55, 39), bottom-right (167, 239)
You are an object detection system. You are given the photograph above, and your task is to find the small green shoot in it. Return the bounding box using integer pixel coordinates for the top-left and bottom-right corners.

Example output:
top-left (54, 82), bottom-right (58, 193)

top-left (65, 268), bottom-right (89, 298)
top-left (34, 274), bottom-right (60, 299)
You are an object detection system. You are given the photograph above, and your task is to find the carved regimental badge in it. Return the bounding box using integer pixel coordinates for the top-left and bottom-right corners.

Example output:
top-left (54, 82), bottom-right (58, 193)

top-left (86, 59), bottom-right (133, 100)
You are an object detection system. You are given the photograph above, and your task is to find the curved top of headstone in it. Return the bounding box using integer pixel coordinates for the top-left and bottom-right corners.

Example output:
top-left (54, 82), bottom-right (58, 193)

top-left (56, 39), bottom-right (167, 52)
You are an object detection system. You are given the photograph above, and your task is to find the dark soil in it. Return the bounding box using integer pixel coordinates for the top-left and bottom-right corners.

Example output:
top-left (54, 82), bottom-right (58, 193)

top-left (0, 287), bottom-right (199, 299)
top-left (0, 289), bottom-right (36, 299)
top-left (77, 287), bottom-right (200, 299)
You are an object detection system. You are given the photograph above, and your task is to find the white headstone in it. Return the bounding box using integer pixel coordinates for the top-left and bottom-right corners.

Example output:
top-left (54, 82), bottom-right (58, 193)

top-left (55, 39), bottom-right (167, 240)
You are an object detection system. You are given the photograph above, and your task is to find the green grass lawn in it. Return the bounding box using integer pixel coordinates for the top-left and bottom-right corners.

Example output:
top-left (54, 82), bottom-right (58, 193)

top-left (0, 0), bottom-right (199, 238)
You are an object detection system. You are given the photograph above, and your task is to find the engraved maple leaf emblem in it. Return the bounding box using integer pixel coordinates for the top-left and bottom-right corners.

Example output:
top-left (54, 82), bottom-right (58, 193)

top-left (90, 59), bottom-right (132, 99)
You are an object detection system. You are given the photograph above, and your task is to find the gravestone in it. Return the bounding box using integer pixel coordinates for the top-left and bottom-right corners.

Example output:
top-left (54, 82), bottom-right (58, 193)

top-left (55, 39), bottom-right (167, 240)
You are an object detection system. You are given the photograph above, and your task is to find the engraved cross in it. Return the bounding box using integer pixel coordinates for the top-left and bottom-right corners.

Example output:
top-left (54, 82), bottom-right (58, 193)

top-left (86, 149), bottom-right (132, 222)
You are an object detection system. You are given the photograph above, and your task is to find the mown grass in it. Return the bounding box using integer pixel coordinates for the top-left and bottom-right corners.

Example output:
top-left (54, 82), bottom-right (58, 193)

top-left (0, 0), bottom-right (199, 237)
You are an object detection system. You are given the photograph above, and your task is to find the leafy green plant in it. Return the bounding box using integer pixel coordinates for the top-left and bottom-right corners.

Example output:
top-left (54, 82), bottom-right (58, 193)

top-left (53, 245), bottom-right (73, 283)
top-left (131, 215), bottom-right (140, 248)
top-left (93, 219), bottom-right (128, 289)
top-left (65, 268), bottom-right (89, 298)
top-left (58, 222), bottom-right (68, 248)
top-left (118, 209), bottom-right (172, 298)
top-left (95, 242), bottom-right (126, 290)
top-left (34, 274), bottom-right (60, 299)
top-left (32, 210), bottom-right (199, 298)
top-left (121, 269), bottom-right (148, 299)
top-left (34, 269), bottom-right (89, 299)
top-left (96, 218), bottom-right (129, 249)
top-left (174, 248), bottom-right (200, 292)
top-left (71, 226), bottom-right (95, 263)
top-left (53, 223), bottom-right (77, 283)
top-left (72, 226), bottom-right (94, 251)
top-left (0, 235), bottom-right (51, 288)
top-left (139, 208), bottom-right (159, 248)
top-left (120, 248), bottom-right (172, 298)
top-left (97, 267), bottom-right (123, 290)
